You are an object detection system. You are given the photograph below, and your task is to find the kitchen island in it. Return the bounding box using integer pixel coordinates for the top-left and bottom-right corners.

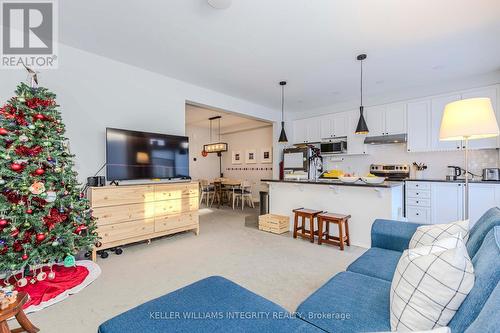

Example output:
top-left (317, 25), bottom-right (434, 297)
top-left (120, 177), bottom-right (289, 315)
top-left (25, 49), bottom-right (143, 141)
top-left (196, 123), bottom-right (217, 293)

top-left (262, 179), bottom-right (404, 248)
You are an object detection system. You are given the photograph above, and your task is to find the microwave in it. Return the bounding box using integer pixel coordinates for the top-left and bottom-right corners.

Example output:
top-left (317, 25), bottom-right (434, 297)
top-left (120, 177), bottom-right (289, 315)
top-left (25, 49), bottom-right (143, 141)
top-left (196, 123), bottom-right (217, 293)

top-left (320, 139), bottom-right (347, 154)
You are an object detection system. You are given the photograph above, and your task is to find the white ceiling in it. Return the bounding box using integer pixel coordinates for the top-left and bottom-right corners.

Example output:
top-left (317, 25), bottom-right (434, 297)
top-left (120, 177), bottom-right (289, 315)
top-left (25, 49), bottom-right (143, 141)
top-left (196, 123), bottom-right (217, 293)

top-left (185, 104), bottom-right (271, 134)
top-left (60, 0), bottom-right (500, 112)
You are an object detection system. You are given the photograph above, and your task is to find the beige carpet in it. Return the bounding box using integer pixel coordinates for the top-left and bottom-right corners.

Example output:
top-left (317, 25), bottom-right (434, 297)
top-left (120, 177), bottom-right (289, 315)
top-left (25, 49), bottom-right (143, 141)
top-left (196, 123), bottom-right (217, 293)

top-left (23, 206), bottom-right (366, 333)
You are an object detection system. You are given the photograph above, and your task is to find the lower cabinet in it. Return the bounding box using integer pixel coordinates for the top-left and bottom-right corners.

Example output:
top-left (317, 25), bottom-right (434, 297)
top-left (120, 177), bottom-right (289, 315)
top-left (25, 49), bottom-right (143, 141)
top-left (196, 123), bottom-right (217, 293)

top-left (405, 181), bottom-right (499, 226)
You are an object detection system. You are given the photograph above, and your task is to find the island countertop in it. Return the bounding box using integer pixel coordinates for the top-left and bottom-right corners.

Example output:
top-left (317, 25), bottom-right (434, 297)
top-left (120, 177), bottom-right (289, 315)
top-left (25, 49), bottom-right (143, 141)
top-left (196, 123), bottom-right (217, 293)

top-left (261, 178), bottom-right (404, 188)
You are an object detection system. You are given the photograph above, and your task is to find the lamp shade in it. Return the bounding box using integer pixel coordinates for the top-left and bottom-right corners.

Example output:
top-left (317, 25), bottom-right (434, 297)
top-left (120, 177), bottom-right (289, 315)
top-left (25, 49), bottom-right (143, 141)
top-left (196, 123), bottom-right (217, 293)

top-left (440, 98), bottom-right (499, 141)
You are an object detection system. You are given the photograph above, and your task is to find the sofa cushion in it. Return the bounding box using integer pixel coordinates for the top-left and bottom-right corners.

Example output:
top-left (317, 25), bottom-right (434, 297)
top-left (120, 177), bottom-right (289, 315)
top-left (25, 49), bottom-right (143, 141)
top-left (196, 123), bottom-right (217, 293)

top-left (371, 219), bottom-right (422, 252)
top-left (347, 247), bottom-right (402, 281)
top-left (296, 271), bottom-right (391, 333)
top-left (409, 219), bottom-right (470, 249)
top-left (390, 234), bottom-right (474, 331)
top-left (464, 280), bottom-right (500, 333)
top-left (466, 207), bottom-right (500, 258)
top-left (449, 226), bottom-right (500, 333)
top-left (98, 276), bottom-right (319, 333)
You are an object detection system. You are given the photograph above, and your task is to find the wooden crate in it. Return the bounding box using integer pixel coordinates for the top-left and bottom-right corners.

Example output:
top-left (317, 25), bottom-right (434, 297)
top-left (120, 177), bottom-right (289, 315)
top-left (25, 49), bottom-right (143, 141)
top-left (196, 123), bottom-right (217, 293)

top-left (258, 214), bottom-right (289, 234)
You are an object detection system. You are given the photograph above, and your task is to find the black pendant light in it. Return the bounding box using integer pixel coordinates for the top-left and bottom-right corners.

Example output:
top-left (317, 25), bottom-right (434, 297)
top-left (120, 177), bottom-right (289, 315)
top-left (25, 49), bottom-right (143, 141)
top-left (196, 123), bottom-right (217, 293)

top-left (355, 54), bottom-right (369, 134)
top-left (278, 81), bottom-right (288, 143)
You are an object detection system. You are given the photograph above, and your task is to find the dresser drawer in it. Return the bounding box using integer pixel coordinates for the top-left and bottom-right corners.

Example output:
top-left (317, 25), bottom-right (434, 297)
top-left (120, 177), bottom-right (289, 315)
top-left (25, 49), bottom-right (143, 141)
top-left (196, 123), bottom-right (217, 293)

top-left (155, 212), bottom-right (199, 232)
top-left (406, 207), bottom-right (431, 223)
top-left (90, 185), bottom-right (155, 207)
top-left (406, 197), bottom-right (431, 207)
top-left (406, 182), bottom-right (431, 191)
top-left (93, 202), bottom-right (156, 226)
top-left (154, 183), bottom-right (199, 201)
top-left (154, 197), bottom-right (199, 217)
top-left (98, 219), bottom-right (154, 243)
top-left (406, 189), bottom-right (431, 199)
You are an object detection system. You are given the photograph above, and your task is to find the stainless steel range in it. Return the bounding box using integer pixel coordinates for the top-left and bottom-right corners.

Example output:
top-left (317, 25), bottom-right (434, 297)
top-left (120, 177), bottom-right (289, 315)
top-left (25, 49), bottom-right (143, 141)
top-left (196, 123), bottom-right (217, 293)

top-left (370, 164), bottom-right (410, 180)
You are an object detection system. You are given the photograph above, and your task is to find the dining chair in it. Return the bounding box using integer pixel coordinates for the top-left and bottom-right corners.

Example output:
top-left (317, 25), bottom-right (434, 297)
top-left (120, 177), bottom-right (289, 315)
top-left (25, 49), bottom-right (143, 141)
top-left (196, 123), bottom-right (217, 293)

top-left (199, 179), bottom-right (214, 206)
top-left (234, 180), bottom-right (254, 210)
top-left (210, 181), bottom-right (223, 209)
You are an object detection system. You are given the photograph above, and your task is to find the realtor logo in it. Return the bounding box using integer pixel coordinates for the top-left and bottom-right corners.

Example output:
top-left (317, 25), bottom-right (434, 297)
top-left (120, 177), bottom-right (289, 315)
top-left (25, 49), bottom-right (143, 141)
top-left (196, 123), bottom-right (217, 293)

top-left (1, 0), bottom-right (58, 69)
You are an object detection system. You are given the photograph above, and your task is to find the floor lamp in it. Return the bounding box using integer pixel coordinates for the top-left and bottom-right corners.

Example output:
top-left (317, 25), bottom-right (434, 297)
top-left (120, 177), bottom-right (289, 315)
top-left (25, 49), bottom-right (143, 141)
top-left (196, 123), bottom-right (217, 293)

top-left (439, 97), bottom-right (499, 219)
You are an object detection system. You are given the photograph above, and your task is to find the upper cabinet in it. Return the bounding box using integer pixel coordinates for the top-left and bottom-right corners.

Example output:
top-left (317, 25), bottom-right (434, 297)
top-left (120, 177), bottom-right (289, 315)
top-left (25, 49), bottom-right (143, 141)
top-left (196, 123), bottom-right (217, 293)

top-left (366, 103), bottom-right (406, 137)
top-left (407, 100), bottom-right (431, 152)
top-left (407, 84), bottom-right (499, 152)
top-left (461, 87), bottom-right (499, 150)
top-left (430, 94), bottom-right (462, 151)
top-left (320, 112), bottom-right (348, 139)
top-left (293, 117), bottom-right (321, 144)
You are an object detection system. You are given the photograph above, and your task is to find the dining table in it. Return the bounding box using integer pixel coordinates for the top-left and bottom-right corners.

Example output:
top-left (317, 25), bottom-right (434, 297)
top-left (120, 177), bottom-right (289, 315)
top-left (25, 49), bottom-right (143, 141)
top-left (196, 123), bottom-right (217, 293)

top-left (211, 178), bottom-right (242, 209)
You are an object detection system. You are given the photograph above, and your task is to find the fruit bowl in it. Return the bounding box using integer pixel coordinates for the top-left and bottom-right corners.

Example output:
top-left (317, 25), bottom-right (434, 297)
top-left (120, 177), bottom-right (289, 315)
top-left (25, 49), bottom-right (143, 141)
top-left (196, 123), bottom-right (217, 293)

top-left (361, 176), bottom-right (386, 184)
top-left (338, 176), bottom-right (360, 183)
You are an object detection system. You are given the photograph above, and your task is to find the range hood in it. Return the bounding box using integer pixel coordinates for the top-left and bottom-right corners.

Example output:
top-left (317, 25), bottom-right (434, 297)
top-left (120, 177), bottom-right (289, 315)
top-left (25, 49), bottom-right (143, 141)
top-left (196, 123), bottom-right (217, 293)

top-left (364, 133), bottom-right (407, 145)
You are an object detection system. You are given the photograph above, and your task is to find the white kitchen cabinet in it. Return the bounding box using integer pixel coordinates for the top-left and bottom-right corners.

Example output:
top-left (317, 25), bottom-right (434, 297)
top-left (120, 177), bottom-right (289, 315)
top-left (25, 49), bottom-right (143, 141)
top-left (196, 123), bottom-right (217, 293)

top-left (431, 94), bottom-right (462, 151)
top-left (407, 100), bottom-right (431, 152)
top-left (320, 112), bottom-right (348, 139)
top-left (366, 106), bottom-right (386, 137)
top-left (366, 103), bottom-right (406, 137)
top-left (431, 182), bottom-right (464, 224)
top-left (468, 183), bottom-right (500, 226)
top-left (293, 117), bottom-right (321, 144)
top-left (385, 103), bottom-right (407, 135)
top-left (461, 87), bottom-right (499, 150)
top-left (347, 110), bottom-right (368, 155)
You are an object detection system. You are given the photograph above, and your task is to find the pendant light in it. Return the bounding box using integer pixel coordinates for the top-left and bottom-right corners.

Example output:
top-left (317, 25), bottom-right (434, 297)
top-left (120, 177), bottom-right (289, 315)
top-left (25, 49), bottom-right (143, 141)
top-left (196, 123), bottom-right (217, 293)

top-left (278, 81), bottom-right (288, 143)
top-left (355, 54), bottom-right (369, 134)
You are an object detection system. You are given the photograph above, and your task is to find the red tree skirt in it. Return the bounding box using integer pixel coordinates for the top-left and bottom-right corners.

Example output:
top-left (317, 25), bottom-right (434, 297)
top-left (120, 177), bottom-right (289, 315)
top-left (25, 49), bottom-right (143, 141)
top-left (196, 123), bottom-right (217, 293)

top-left (0, 260), bottom-right (101, 314)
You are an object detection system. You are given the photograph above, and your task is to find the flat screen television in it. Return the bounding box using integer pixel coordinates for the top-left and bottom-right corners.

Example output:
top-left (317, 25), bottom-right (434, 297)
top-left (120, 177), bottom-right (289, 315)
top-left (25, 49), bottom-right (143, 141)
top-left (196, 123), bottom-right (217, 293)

top-left (106, 128), bottom-right (190, 181)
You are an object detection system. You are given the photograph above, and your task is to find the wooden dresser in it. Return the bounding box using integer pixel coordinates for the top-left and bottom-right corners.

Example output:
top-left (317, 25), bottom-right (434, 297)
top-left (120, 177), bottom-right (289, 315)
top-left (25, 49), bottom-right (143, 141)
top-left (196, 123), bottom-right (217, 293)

top-left (88, 182), bottom-right (199, 260)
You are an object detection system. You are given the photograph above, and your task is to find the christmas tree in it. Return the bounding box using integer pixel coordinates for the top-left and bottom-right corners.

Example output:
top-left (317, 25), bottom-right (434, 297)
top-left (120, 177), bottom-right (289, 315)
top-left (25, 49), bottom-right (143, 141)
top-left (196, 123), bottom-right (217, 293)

top-left (0, 82), bottom-right (97, 274)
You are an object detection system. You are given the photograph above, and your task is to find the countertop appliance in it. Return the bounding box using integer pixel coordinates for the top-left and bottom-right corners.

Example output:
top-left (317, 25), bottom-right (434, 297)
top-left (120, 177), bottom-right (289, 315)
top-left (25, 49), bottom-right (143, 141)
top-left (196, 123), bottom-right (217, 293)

top-left (320, 138), bottom-right (347, 154)
top-left (483, 168), bottom-right (500, 181)
top-left (446, 166), bottom-right (462, 181)
top-left (370, 164), bottom-right (410, 180)
top-left (283, 147), bottom-right (310, 179)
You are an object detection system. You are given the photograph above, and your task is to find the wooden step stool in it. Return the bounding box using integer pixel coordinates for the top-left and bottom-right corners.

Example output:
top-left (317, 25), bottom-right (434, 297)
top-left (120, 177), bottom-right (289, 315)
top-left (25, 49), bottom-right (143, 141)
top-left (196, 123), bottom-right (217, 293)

top-left (317, 212), bottom-right (351, 250)
top-left (292, 208), bottom-right (323, 243)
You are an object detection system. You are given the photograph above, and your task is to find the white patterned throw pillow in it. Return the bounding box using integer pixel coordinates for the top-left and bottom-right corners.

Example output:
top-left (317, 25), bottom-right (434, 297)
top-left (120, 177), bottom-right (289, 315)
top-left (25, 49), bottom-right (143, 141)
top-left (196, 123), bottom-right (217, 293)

top-left (390, 234), bottom-right (475, 331)
top-left (409, 219), bottom-right (470, 249)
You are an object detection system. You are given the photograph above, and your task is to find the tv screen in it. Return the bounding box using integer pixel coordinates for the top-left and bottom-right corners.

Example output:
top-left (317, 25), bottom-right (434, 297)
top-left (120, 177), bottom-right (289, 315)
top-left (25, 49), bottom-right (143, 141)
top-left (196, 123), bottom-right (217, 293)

top-left (106, 128), bottom-right (189, 181)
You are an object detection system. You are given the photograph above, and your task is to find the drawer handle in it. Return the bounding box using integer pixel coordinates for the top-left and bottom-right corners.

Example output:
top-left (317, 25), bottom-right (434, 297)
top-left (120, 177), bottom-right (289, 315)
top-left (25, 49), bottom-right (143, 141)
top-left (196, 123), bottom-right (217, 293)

top-left (416, 213), bottom-right (419, 216)
top-left (416, 201), bottom-right (419, 204)
top-left (416, 192), bottom-right (419, 195)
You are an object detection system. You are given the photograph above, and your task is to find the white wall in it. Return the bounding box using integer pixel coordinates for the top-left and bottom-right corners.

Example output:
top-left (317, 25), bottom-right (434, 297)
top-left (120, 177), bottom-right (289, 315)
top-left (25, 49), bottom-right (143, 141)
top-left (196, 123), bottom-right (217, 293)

top-left (0, 44), bottom-right (280, 183)
top-left (185, 125), bottom-right (220, 181)
top-left (323, 144), bottom-right (498, 179)
top-left (221, 126), bottom-right (274, 201)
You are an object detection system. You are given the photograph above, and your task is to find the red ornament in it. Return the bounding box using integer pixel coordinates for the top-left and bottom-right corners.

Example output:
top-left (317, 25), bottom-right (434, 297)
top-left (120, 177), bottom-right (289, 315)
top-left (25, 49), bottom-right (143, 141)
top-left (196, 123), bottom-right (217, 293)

top-left (34, 113), bottom-right (45, 120)
top-left (10, 228), bottom-right (19, 238)
top-left (0, 246), bottom-right (7, 255)
top-left (13, 241), bottom-right (23, 252)
top-left (10, 163), bottom-right (22, 171)
top-left (34, 168), bottom-right (45, 175)
top-left (26, 208), bottom-right (33, 214)
top-left (0, 128), bottom-right (8, 135)
top-left (35, 233), bottom-right (46, 242)
top-left (22, 253), bottom-right (29, 261)
top-left (0, 219), bottom-right (8, 227)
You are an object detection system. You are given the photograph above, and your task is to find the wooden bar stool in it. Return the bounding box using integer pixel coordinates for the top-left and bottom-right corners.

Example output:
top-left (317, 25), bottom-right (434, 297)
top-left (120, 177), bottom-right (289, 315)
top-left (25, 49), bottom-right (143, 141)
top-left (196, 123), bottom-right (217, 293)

top-left (292, 208), bottom-right (323, 243)
top-left (317, 212), bottom-right (351, 250)
top-left (0, 292), bottom-right (39, 333)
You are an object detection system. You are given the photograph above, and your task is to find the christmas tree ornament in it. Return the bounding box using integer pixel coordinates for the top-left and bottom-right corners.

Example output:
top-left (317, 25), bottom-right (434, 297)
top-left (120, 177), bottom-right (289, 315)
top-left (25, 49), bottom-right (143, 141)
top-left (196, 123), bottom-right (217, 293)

top-left (10, 228), bottom-right (19, 238)
top-left (10, 163), bottom-right (22, 171)
top-left (0, 128), bottom-right (8, 135)
top-left (19, 134), bottom-right (29, 142)
top-left (0, 179), bottom-right (5, 185)
top-left (48, 265), bottom-right (55, 280)
top-left (26, 208), bottom-right (33, 214)
top-left (23, 221), bottom-right (31, 228)
top-left (34, 167), bottom-right (45, 175)
top-left (34, 113), bottom-right (45, 120)
top-left (45, 191), bottom-right (57, 202)
top-left (51, 240), bottom-right (59, 246)
top-left (29, 181), bottom-right (46, 195)
top-left (63, 255), bottom-right (75, 267)
top-left (36, 271), bottom-right (47, 281)
top-left (0, 245), bottom-right (8, 255)
top-left (28, 124), bottom-right (35, 130)
top-left (21, 253), bottom-right (29, 261)
top-left (0, 219), bottom-right (8, 227)
top-left (35, 233), bottom-right (46, 242)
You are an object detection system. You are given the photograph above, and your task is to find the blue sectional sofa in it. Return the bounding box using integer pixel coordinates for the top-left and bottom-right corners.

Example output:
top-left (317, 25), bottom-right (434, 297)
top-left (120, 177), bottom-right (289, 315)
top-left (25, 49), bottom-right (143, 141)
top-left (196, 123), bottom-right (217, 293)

top-left (99, 208), bottom-right (500, 333)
